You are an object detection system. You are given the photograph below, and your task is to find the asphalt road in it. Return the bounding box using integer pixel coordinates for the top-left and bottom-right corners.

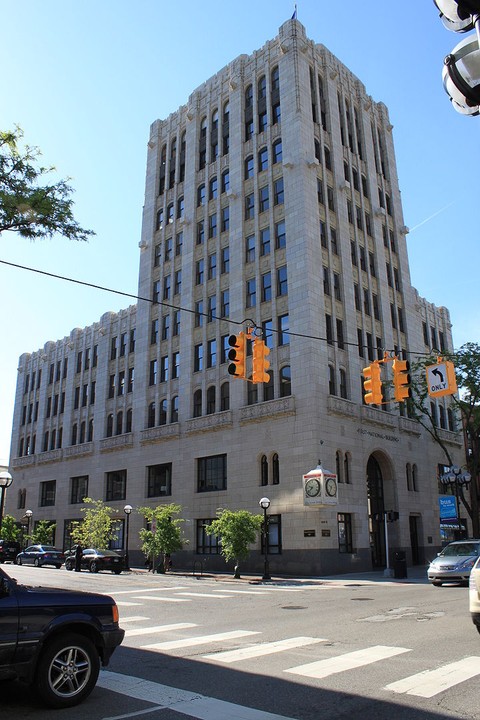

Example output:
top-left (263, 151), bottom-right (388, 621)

top-left (2, 564), bottom-right (480, 720)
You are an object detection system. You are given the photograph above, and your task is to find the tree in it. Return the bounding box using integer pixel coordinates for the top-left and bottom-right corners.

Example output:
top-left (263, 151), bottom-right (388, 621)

top-left (0, 515), bottom-right (21, 542)
top-left (30, 520), bottom-right (56, 546)
top-left (205, 509), bottom-right (263, 578)
top-left (0, 126), bottom-right (94, 242)
top-left (138, 504), bottom-right (185, 572)
top-left (70, 498), bottom-right (118, 549)
top-left (407, 343), bottom-right (480, 536)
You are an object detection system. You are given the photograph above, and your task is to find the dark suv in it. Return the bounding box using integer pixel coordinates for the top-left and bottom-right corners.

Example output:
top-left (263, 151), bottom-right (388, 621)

top-left (0, 565), bottom-right (124, 708)
top-left (0, 540), bottom-right (21, 563)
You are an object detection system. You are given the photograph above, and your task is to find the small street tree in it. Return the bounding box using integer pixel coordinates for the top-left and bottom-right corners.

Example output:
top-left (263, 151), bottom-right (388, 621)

top-left (0, 515), bottom-right (21, 542)
top-left (205, 508), bottom-right (263, 578)
top-left (407, 343), bottom-right (480, 536)
top-left (30, 520), bottom-right (56, 546)
top-left (69, 498), bottom-right (118, 549)
top-left (138, 504), bottom-right (185, 572)
top-left (0, 126), bottom-right (94, 242)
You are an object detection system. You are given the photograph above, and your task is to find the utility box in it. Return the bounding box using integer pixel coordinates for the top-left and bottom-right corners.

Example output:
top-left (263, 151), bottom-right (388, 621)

top-left (393, 550), bottom-right (407, 579)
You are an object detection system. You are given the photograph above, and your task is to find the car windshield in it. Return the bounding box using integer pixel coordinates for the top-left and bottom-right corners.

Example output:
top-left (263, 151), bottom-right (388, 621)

top-left (441, 543), bottom-right (479, 557)
top-left (40, 546), bottom-right (57, 552)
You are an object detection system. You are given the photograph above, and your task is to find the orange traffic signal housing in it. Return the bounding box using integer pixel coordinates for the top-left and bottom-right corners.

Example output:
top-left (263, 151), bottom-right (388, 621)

top-left (392, 358), bottom-right (411, 402)
top-left (227, 333), bottom-right (246, 378)
top-left (363, 362), bottom-right (383, 404)
top-left (252, 338), bottom-right (270, 383)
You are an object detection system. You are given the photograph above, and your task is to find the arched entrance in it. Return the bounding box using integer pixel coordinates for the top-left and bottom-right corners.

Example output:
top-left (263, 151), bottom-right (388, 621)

top-left (366, 455), bottom-right (386, 568)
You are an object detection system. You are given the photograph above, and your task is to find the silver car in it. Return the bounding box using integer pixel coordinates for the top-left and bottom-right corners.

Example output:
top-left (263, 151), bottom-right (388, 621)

top-left (469, 556), bottom-right (480, 634)
top-left (428, 540), bottom-right (480, 586)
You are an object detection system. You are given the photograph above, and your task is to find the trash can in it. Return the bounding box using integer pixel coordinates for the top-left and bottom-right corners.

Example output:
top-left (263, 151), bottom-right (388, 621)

top-left (393, 551), bottom-right (407, 579)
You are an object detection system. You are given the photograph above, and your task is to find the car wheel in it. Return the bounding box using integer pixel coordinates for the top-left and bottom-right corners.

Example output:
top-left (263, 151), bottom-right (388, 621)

top-left (34, 632), bottom-right (100, 709)
top-left (432, 581), bottom-right (442, 587)
top-left (16, 556), bottom-right (22, 566)
top-left (89, 561), bottom-right (98, 573)
top-left (113, 569), bottom-right (122, 575)
top-left (65, 559), bottom-right (74, 571)
top-left (34, 558), bottom-right (41, 567)
top-left (55, 564), bottom-right (62, 569)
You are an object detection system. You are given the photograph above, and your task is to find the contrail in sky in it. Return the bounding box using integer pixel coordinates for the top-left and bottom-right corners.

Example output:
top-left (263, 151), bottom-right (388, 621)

top-left (409, 202), bottom-right (454, 233)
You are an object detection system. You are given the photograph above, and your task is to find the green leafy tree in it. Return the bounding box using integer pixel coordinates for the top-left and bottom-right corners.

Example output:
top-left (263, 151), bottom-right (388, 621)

top-left (0, 514), bottom-right (21, 541)
top-left (30, 520), bottom-right (56, 546)
top-left (0, 126), bottom-right (94, 242)
top-left (407, 343), bottom-right (480, 536)
top-left (138, 504), bottom-right (185, 572)
top-left (70, 498), bottom-right (118, 549)
top-left (205, 509), bottom-right (263, 578)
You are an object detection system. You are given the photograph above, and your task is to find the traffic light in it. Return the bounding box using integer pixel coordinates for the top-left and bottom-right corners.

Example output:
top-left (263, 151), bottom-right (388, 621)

top-left (392, 358), bottom-right (411, 402)
top-left (227, 333), bottom-right (246, 378)
top-left (252, 338), bottom-right (270, 383)
top-left (362, 362), bottom-right (382, 405)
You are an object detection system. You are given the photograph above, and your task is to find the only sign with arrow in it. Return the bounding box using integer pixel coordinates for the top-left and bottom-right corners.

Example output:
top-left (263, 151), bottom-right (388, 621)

top-left (426, 359), bottom-right (458, 398)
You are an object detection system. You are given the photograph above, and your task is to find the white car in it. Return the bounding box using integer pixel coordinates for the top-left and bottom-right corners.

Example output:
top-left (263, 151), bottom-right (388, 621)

top-left (469, 556), bottom-right (480, 635)
top-left (427, 540), bottom-right (480, 586)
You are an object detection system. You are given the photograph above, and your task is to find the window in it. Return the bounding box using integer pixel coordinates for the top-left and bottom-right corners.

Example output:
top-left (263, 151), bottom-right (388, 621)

top-left (221, 169), bottom-right (230, 193)
top-left (147, 464), bottom-right (172, 497)
top-left (106, 470), bottom-right (126, 501)
top-left (259, 186), bottom-right (269, 213)
top-left (261, 272), bottom-right (272, 302)
top-left (272, 453), bottom-right (280, 484)
top-left (174, 270), bottom-right (182, 295)
top-left (196, 220), bottom-right (205, 245)
top-left (275, 220), bottom-right (286, 249)
top-left (207, 295), bottom-right (216, 323)
top-left (329, 365), bottom-right (336, 395)
top-left (208, 253), bottom-right (217, 280)
top-left (206, 386), bottom-right (216, 414)
top-left (105, 415), bottom-right (112, 438)
top-left (221, 206), bottom-right (229, 232)
top-left (196, 259), bottom-right (204, 285)
top-left (163, 275), bottom-right (171, 300)
top-left (274, 177), bottom-right (284, 205)
top-left (149, 359), bottom-right (157, 386)
top-left (164, 237), bottom-right (172, 261)
top-left (245, 155), bottom-right (254, 179)
top-left (277, 266), bottom-right (288, 296)
top-left (209, 176), bottom-right (218, 200)
top-left (261, 455), bottom-right (268, 486)
top-left (198, 454), bottom-right (227, 492)
top-left (176, 231), bottom-right (183, 256)
top-left (245, 193), bottom-right (255, 220)
top-left (258, 147), bottom-right (268, 171)
top-left (108, 375), bottom-right (115, 399)
top-left (278, 314), bottom-right (289, 345)
top-left (221, 289), bottom-right (229, 318)
top-left (194, 344), bottom-right (203, 372)
top-left (159, 399), bottom-right (167, 426)
top-left (195, 300), bottom-right (204, 328)
top-left (280, 366), bottom-right (291, 396)
top-left (162, 314), bottom-right (170, 340)
top-left (148, 402), bottom-right (156, 428)
top-left (208, 213), bottom-right (217, 238)
top-left (116, 411), bottom-right (123, 435)
top-left (338, 513), bottom-right (353, 553)
top-left (197, 519), bottom-right (221, 554)
top-left (220, 382), bottom-right (230, 411)
top-left (193, 388), bottom-right (202, 417)
top-left (260, 227), bottom-right (270, 256)
top-left (221, 246), bottom-right (230, 274)
top-left (245, 234), bottom-right (255, 263)
top-left (171, 395), bottom-right (179, 423)
top-left (129, 331), bottom-right (135, 353)
top-left (160, 356), bottom-right (169, 383)
top-left (261, 514), bottom-right (282, 554)
top-left (246, 278), bottom-right (256, 308)
top-left (272, 139), bottom-right (282, 164)
top-left (40, 480), bottom-right (56, 507)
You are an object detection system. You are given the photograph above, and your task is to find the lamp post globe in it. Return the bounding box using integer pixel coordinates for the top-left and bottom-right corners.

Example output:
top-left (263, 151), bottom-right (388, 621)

top-left (259, 497), bottom-right (271, 580)
top-left (24, 509), bottom-right (33, 546)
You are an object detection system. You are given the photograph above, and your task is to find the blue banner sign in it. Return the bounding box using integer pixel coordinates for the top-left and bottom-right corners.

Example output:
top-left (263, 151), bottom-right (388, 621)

top-left (439, 495), bottom-right (457, 521)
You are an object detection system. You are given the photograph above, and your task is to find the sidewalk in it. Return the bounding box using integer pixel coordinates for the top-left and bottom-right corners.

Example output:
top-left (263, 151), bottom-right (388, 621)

top-left (128, 564), bottom-right (429, 586)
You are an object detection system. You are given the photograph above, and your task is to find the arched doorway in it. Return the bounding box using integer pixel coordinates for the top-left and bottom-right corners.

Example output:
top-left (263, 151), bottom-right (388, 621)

top-left (366, 455), bottom-right (385, 567)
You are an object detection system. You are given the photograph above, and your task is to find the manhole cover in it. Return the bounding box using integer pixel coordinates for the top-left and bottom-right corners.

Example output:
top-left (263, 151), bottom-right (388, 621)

top-left (281, 606), bottom-right (307, 610)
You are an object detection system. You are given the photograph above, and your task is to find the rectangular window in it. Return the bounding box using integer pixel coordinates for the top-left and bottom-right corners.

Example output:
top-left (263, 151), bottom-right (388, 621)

top-left (196, 259), bottom-right (204, 285)
top-left (276, 266), bottom-right (288, 296)
top-left (106, 470), bottom-right (126, 502)
top-left (110, 337), bottom-right (117, 360)
top-left (176, 231), bottom-right (183, 256)
top-left (246, 278), bottom-right (256, 308)
top-left (196, 220), bottom-right (205, 245)
top-left (120, 333), bottom-right (127, 357)
top-left (147, 463), bottom-right (172, 497)
top-left (151, 318), bottom-right (159, 344)
top-left (207, 339), bottom-right (217, 368)
top-left (278, 314), bottom-right (290, 345)
top-left (197, 454), bottom-right (227, 492)
top-left (194, 344), bottom-right (203, 372)
top-left (208, 253), bottom-right (217, 280)
top-left (40, 480), bottom-right (56, 507)
top-left (221, 246), bottom-right (230, 274)
top-left (338, 513), bottom-right (353, 553)
top-left (260, 227), bottom-right (270, 256)
top-left (245, 234), bottom-right (255, 263)
top-left (196, 519), bottom-right (221, 554)
top-left (172, 351), bottom-right (180, 379)
top-left (221, 206), bottom-right (229, 232)
top-left (259, 185), bottom-right (269, 213)
top-left (274, 177), bottom-right (284, 205)
top-left (160, 356), bottom-right (169, 383)
top-left (245, 193), bottom-right (255, 220)
top-left (149, 359), bottom-right (157, 386)
top-left (221, 289), bottom-right (229, 318)
top-left (261, 272), bottom-right (272, 302)
top-left (127, 368), bottom-right (134, 393)
top-left (208, 213), bottom-right (217, 239)
top-left (275, 220), bottom-right (286, 249)
top-left (70, 475), bottom-right (88, 504)
top-left (108, 375), bottom-right (115, 398)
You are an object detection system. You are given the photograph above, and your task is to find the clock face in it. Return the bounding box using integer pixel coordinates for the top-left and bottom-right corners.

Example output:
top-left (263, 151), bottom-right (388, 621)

top-left (305, 478), bottom-right (321, 497)
top-left (325, 477), bottom-right (337, 497)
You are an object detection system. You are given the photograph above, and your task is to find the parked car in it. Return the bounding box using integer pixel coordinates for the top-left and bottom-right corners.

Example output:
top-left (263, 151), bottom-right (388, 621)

top-left (427, 540), bottom-right (480, 586)
top-left (0, 540), bottom-right (21, 564)
top-left (0, 564), bottom-right (124, 707)
top-left (15, 545), bottom-right (65, 569)
top-left (65, 548), bottom-right (125, 574)
top-left (469, 556), bottom-right (480, 634)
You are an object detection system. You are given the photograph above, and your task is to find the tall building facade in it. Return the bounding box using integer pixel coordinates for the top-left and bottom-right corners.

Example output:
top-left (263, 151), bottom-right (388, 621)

top-left (7, 20), bottom-right (464, 575)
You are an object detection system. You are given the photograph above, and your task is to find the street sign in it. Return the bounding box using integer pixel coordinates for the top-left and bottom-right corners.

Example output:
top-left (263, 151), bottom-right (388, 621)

top-left (426, 361), bottom-right (458, 397)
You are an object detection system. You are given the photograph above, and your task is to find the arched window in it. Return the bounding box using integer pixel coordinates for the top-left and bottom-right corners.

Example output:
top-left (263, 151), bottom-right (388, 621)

top-left (79, 421), bottom-right (86, 443)
top-left (171, 395), bottom-right (179, 423)
top-left (147, 402), bottom-right (156, 428)
top-left (258, 75), bottom-right (267, 100)
top-left (222, 101), bottom-right (230, 155)
top-left (272, 138), bottom-right (282, 164)
top-left (220, 382), bottom-right (230, 411)
top-left (88, 418), bottom-right (94, 441)
top-left (447, 408), bottom-right (455, 431)
top-left (206, 386), bottom-right (216, 415)
top-left (105, 415), bottom-right (113, 438)
top-left (43, 431), bottom-right (49, 452)
top-left (50, 429), bottom-right (56, 451)
top-left (245, 155), bottom-right (254, 179)
top-left (280, 366), bottom-right (291, 397)
top-left (221, 169), bottom-right (230, 193)
top-left (57, 427), bottom-right (63, 448)
top-left (272, 453), bottom-right (280, 484)
top-left (412, 464), bottom-right (418, 492)
top-left (193, 389), bottom-right (202, 418)
top-left (336, 451), bottom-right (342, 483)
top-left (439, 405), bottom-right (446, 429)
top-left (328, 365), bottom-right (336, 395)
top-left (261, 455), bottom-right (268, 486)
top-left (406, 463), bottom-right (412, 491)
top-left (245, 84), bottom-right (253, 108)
top-left (115, 413), bottom-right (122, 436)
top-left (271, 66), bottom-right (280, 92)
top-left (159, 399), bottom-right (167, 426)
top-left (339, 368), bottom-right (348, 399)
top-left (344, 453), bottom-right (350, 484)
top-left (200, 116), bottom-right (207, 138)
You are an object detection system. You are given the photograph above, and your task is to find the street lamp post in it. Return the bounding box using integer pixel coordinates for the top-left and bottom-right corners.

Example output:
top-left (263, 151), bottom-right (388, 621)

top-left (123, 504), bottom-right (132, 570)
top-left (0, 471), bottom-right (13, 534)
top-left (259, 497), bottom-right (271, 581)
top-left (24, 510), bottom-right (33, 547)
top-left (440, 465), bottom-right (472, 538)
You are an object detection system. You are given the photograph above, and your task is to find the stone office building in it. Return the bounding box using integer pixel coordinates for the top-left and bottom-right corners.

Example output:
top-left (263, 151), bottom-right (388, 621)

top-left (7, 19), bottom-right (464, 575)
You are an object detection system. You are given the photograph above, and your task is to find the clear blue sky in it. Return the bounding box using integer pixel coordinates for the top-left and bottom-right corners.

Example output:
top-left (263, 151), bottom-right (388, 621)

top-left (1, 1), bottom-right (479, 464)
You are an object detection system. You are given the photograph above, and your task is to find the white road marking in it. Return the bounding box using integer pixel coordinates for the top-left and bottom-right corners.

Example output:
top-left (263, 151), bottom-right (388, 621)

top-left (124, 622), bottom-right (198, 637)
top-left (119, 616), bottom-right (150, 623)
top-left (116, 601), bottom-right (142, 607)
top-left (384, 656), bottom-right (480, 697)
top-left (98, 671), bottom-right (296, 720)
top-left (131, 595), bottom-right (190, 603)
top-left (203, 636), bottom-right (326, 663)
top-left (113, 586), bottom-right (189, 595)
top-left (212, 589), bottom-right (270, 595)
top-left (177, 591), bottom-right (231, 598)
top-left (142, 629), bottom-right (260, 651)
top-left (285, 645), bottom-right (411, 679)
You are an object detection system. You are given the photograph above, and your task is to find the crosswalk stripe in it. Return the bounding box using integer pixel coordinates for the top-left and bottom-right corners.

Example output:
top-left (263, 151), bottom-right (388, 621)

top-left (113, 586), bottom-right (189, 595)
top-left (213, 589), bottom-right (270, 595)
top-left (98, 670), bottom-right (297, 720)
top-left (285, 645), bottom-right (411, 679)
top-left (119, 616), bottom-right (150, 623)
top-left (131, 595), bottom-right (190, 603)
top-left (384, 656), bottom-right (480, 698)
top-left (142, 629), bottom-right (260, 651)
top-left (116, 601), bottom-right (142, 607)
top-left (203, 636), bottom-right (326, 663)
top-left (177, 592), bottom-right (231, 599)
top-left (125, 622), bottom-right (198, 637)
